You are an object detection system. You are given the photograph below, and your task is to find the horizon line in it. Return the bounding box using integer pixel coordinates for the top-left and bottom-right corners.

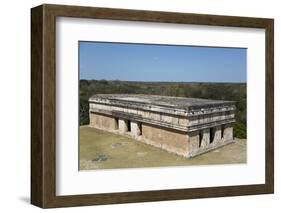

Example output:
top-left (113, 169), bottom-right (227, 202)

top-left (80, 79), bottom-right (246, 84)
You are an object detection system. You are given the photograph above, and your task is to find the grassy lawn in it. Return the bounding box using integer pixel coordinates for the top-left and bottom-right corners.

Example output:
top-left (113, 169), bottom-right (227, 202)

top-left (79, 126), bottom-right (246, 170)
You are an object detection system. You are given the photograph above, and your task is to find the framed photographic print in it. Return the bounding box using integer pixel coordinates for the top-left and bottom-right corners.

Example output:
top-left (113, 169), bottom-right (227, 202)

top-left (31, 4), bottom-right (274, 208)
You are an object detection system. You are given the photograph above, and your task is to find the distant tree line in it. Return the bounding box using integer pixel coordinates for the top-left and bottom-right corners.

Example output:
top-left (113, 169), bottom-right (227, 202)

top-left (80, 80), bottom-right (246, 139)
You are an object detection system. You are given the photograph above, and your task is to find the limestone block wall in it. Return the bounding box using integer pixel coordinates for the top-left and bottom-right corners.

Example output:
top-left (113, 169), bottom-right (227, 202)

top-left (188, 132), bottom-right (200, 156)
top-left (131, 121), bottom-right (141, 136)
top-left (118, 119), bottom-right (128, 133)
top-left (188, 125), bottom-right (234, 157)
top-left (200, 128), bottom-right (210, 148)
top-left (223, 124), bottom-right (233, 141)
top-left (89, 112), bottom-right (235, 158)
top-left (211, 126), bottom-right (222, 144)
top-left (89, 103), bottom-right (189, 128)
top-left (90, 113), bottom-right (117, 131)
top-left (188, 111), bottom-right (235, 126)
top-left (142, 124), bottom-right (189, 157)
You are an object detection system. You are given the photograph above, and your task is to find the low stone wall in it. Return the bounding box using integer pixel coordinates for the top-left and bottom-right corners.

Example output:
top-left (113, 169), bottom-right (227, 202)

top-left (90, 113), bottom-right (117, 131)
top-left (142, 124), bottom-right (189, 157)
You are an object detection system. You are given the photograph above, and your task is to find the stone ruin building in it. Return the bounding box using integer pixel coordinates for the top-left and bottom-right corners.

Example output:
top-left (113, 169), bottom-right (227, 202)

top-left (88, 94), bottom-right (236, 158)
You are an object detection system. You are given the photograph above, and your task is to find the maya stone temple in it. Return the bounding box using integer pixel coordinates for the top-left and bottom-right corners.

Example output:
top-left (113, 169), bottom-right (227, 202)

top-left (89, 94), bottom-right (236, 158)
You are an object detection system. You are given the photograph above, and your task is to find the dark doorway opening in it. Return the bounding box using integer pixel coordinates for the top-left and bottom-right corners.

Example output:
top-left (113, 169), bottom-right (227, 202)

top-left (221, 125), bottom-right (225, 139)
top-left (114, 118), bottom-right (119, 130)
top-left (139, 123), bottom-right (142, 135)
top-left (199, 131), bottom-right (203, 147)
top-left (127, 120), bottom-right (131, 132)
top-left (210, 128), bottom-right (215, 143)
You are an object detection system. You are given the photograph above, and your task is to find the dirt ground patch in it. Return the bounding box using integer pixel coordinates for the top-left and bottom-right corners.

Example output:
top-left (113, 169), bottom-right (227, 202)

top-left (79, 126), bottom-right (246, 170)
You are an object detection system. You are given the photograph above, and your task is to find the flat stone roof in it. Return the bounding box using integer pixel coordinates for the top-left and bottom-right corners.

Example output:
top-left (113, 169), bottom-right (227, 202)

top-left (89, 94), bottom-right (234, 110)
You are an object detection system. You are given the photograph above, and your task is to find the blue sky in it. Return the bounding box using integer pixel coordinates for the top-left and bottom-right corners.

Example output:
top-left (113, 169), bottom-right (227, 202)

top-left (79, 41), bottom-right (246, 83)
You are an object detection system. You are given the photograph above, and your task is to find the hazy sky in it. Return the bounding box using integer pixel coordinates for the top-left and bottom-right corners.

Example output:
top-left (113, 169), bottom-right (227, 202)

top-left (79, 41), bottom-right (246, 83)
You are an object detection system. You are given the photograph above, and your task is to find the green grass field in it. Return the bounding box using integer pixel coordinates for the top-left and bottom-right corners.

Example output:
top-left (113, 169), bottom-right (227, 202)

top-left (79, 126), bottom-right (246, 170)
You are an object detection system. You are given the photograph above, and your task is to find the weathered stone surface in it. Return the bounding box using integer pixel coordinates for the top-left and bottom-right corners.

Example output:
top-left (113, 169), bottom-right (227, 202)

top-left (118, 119), bottom-right (128, 133)
top-left (200, 128), bottom-right (210, 148)
top-left (90, 113), bottom-right (116, 130)
top-left (223, 124), bottom-right (233, 141)
top-left (188, 125), bottom-right (235, 157)
top-left (142, 124), bottom-right (189, 157)
top-left (89, 94), bottom-right (235, 132)
top-left (89, 94), bottom-right (235, 110)
top-left (88, 94), bottom-right (236, 158)
top-left (131, 121), bottom-right (141, 137)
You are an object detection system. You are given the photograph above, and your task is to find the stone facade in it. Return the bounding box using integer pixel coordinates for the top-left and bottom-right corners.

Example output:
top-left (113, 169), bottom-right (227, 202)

top-left (88, 94), bottom-right (236, 158)
top-left (142, 124), bottom-right (190, 157)
top-left (90, 113), bottom-right (117, 131)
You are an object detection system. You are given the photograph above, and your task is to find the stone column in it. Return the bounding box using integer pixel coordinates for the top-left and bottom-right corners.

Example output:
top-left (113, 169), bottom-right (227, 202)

top-left (188, 131), bottom-right (200, 155)
top-left (131, 121), bottom-right (141, 137)
top-left (90, 113), bottom-right (100, 128)
top-left (114, 118), bottom-right (119, 130)
top-left (223, 124), bottom-right (233, 141)
top-left (200, 129), bottom-right (210, 148)
top-left (212, 126), bottom-right (222, 144)
top-left (118, 119), bottom-right (128, 133)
